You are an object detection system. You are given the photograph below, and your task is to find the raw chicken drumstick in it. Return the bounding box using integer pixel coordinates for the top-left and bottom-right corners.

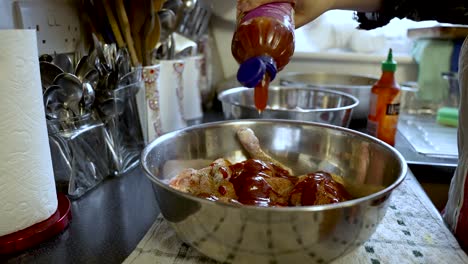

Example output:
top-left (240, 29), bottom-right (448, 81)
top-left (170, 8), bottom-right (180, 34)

top-left (236, 127), bottom-right (293, 175)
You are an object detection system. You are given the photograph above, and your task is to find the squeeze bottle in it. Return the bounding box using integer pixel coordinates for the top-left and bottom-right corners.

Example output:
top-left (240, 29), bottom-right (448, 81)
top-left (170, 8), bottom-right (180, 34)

top-left (367, 49), bottom-right (401, 146)
top-left (232, 1), bottom-right (295, 111)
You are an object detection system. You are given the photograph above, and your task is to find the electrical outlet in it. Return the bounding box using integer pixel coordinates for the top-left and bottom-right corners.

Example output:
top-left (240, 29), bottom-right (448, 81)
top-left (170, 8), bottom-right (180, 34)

top-left (13, 0), bottom-right (81, 55)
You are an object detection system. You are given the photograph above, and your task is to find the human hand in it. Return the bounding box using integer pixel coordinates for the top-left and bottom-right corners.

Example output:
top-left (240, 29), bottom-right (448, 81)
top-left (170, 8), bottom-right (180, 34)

top-left (294, 0), bottom-right (335, 28)
top-left (237, 0), bottom-right (296, 19)
top-left (236, 0), bottom-right (335, 28)
top-left (237, 0), bottom-right (382, 28)
top-left (296, 0), bottom-right (383, 27)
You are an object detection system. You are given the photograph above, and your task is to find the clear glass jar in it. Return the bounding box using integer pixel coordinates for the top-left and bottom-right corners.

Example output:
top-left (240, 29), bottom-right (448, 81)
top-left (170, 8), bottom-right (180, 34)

top-left (47, 113), bottom-right (110, 199)
top-left (97, 78), bottom-right (146, 176)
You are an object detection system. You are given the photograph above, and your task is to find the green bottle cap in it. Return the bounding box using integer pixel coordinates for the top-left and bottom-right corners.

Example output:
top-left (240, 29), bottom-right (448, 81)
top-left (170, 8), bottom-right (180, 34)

top-left (382, 48), bottom-right (397, 72)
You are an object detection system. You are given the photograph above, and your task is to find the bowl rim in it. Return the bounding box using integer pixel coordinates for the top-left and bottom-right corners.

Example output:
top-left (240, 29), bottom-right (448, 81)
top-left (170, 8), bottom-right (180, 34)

top-left (141, 119), bottom-right (408, 212)
top-left (279, 72), bottom-right (418, 92)
top-left (279, 71), bottom-right (379, 89)
top-left (217, 86), bottom-right (360, 113)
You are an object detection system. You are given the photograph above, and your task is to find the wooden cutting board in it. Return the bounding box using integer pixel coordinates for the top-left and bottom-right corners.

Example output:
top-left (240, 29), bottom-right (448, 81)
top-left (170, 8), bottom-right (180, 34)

top-left (407, 25), bottom-right (468, 40)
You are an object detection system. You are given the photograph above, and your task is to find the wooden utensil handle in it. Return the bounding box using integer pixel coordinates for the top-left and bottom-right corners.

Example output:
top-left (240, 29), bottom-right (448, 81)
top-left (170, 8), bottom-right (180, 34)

top-left (102, 0), bottom-right (125, 48)
top-left (115, 0), bottom-right (139, 66)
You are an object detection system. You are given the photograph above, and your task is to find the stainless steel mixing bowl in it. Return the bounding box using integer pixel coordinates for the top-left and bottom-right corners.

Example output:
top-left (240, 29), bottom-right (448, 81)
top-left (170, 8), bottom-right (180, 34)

top-left (141, 119), bottom-right (407, 264)
top-left (218, 86), bottom-right (359, 127)
top-left (280, 72), bottom-right (378, 120)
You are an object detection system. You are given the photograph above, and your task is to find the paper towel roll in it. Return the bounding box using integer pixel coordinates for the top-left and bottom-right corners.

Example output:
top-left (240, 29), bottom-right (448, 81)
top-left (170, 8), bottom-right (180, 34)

top-left (0, 30), bottom-right (58, 237)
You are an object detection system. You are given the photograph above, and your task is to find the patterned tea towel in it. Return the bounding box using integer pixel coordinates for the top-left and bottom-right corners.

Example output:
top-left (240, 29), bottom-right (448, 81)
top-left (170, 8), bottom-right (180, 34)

top-left (124, 173), bottom-right (468, 264)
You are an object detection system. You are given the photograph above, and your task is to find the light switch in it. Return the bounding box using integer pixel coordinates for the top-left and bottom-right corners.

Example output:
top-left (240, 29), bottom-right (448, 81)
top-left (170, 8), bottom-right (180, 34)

top-left (47, 14), bottom-right (54, 26)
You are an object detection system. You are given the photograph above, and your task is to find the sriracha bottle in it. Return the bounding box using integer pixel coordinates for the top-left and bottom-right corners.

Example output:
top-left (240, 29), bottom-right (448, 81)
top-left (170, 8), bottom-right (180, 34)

top-left (367, 48), bottom-right (401, 146)
top-left (232, 2), bottom-right (295, 111)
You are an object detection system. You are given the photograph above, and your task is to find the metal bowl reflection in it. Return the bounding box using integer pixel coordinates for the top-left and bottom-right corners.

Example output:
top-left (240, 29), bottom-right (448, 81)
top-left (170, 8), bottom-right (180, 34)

top-left (280, 72), bottom-right (377, 121)
top-left (279, 72), bottom-right (418, 120)
top-left (141, 119), bottom-right (407, 263)
top-left (218, 86), bottom-right (359, 127)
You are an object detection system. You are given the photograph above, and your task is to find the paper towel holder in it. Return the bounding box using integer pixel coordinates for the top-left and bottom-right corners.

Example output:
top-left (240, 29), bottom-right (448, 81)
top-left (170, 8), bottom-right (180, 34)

top-left (0, 193), bottom-right (72, 255)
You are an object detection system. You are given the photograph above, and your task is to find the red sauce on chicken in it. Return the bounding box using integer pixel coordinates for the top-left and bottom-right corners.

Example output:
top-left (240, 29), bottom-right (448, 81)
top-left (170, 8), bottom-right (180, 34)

top-left (289, 172), bottom-right (351, 206)
top-left (229, 159), bottom-right (282, 206)
top-left (228, 159), bottom-right (351, 207)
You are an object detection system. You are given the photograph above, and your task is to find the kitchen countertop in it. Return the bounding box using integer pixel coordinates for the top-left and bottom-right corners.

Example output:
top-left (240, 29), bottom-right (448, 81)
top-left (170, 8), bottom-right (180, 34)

top-left (1, 167), bottom-right (160, 264)
top-left (395, 131), bottom-right (458, 167)
top-left (340, 118), bottom-right (458, 168)
top-left (1, 164), bottom-right (452, 264)
top-left (1, 165), bottom-right (444, 264)
top-left (1, 110), bottom-right (460, 264)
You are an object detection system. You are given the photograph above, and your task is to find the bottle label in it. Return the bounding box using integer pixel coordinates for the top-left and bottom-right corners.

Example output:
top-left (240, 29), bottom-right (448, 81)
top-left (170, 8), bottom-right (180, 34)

top-left (386, 103), bottom-right (400, 115)
top-left (367, 119), bottom-right (378, 136)
top-left (369, 92), bottom-right (378, 117)
top-left (240, 2), bottom-right (294, 29)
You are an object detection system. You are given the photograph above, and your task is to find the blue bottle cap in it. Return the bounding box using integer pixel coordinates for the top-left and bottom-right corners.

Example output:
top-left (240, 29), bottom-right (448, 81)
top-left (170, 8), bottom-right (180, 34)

top-left (237, 57), bottom-right (266, 88)
top-left (259, 56), bottom-right (277, 81)
top-left (237, 56), bottom-right (277, 88)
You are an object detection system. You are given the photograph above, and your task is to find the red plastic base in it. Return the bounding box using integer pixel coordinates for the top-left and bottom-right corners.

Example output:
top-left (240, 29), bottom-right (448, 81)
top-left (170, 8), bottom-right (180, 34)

top-left (0, 193), bottom-right (72, 255)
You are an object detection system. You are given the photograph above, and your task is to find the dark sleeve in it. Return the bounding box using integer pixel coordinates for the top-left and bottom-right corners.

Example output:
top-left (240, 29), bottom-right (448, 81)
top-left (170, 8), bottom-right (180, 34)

top-left (355, 0), bottom-right (468, 30)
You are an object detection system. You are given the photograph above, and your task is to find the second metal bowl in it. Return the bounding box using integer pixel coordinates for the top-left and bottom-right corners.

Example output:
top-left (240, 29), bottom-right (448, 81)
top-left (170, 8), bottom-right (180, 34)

top-left (280, 72), bottom-right (377, 121)
top-left (218, 86), bottom-right (359, 127)
top-left (279, 72), bottom-right (419, 120)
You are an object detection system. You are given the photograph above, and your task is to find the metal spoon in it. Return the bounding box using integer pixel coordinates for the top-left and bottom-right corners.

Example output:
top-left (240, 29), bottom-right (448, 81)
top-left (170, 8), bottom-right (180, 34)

top-left (40, 61), bottom-right (65, 89)
top-left (104, 71), bottom-right (119, 91)
top-left (53, 53), bottom-right (74, 73)
top-left (83, 69), bottom-right (100, 89)
top-left (103, 43), bottom-right (117, 70)
top-left (43, 85), bottom-right (67, 120)
top-left (74, 55), bottom-right (90, 80)
top-left (92, 34), bottom-right (111, 74)
top-left (80, 82), bottom-right (96, 114)
top-left (86, 49), bottom-right (104, 77)
top-left (154, 33), bottom-right (175, 60)
top-left (154, 41), bottom-right (169, 60)
top-left (168, 33), bottom-right (175, 59)
top-left (176, 0), bottom-right (200, 35)
top-left (53, 73), bottom-right (84, 117)
top-left (39, 54), bottom-right (53, 62)
top-left (158, 9), bottom-right (176, 42)
top-left (116, 48), bottom-right (131, 78)
top-left (182, 0), bottom-right (197, 11)
top-left (162, 0), bottom-right (183, 16)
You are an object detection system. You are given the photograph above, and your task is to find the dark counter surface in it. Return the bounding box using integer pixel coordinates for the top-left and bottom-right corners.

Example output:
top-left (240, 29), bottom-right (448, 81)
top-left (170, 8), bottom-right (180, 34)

top-left (2, 109), bottom-right (456, 264)
top-left (1, 168), bottom-right (160, 264)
